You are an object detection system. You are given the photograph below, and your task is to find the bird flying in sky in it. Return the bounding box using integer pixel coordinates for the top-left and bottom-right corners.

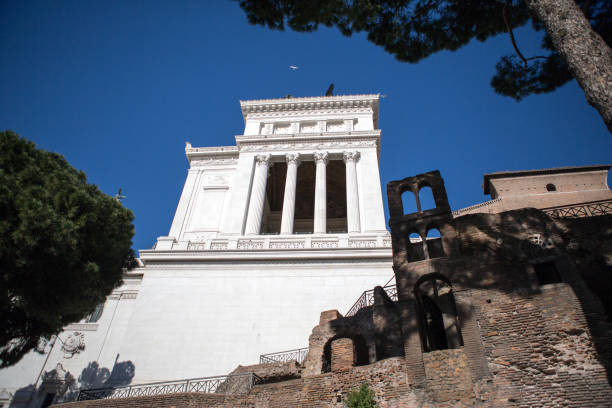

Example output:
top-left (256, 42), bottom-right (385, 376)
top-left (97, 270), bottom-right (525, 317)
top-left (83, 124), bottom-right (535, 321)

top-left (289, 65), bottom-right (298, 70)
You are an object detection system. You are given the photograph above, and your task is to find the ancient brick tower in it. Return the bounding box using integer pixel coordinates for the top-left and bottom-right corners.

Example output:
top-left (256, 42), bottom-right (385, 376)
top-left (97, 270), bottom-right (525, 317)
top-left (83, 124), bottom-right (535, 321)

top-left (384, 170), bottom-right (612, 406)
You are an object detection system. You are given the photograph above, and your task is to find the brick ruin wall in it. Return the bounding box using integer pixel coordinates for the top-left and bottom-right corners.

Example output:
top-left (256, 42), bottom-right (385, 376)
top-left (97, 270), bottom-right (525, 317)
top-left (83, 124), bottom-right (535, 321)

top-left (55, 210), bottom-right (612, 407)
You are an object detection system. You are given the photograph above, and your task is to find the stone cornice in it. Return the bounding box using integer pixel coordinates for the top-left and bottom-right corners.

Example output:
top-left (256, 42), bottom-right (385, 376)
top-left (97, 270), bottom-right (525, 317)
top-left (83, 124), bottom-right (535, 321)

top-left (236, 130), bottom-right (380, 147)
top-left (139, 247), bottom-right (392, 265)
top-left (240, 94), bottom-right (380, 119)
top-left (185, 145), bottom-right (239, 166)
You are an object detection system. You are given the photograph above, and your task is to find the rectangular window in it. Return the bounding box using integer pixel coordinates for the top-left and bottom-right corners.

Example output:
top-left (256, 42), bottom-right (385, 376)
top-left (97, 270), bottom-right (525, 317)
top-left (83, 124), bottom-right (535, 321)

top-left (87, 302), bottom-right (105, 323)
top-left (534, 261), bottom-right (562, 285)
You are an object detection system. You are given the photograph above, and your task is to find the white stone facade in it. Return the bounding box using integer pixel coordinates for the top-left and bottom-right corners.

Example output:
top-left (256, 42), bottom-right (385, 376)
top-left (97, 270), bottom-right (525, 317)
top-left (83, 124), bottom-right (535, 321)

top-left (0, 94), bottom-right (393, 406)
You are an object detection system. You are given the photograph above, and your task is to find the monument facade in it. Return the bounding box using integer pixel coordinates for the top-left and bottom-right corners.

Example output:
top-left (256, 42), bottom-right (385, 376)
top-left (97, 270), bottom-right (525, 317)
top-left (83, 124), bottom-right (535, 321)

top-left (0, 94), bottom-right (394, 407)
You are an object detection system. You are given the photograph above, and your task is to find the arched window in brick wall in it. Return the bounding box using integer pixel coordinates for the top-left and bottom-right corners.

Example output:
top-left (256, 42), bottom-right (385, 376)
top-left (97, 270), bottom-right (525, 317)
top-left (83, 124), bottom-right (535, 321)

top-left (419, 186), bottom-right (435, 211)
top-left (414, 274), bottom-right (463, 352)
top-left (401, 189), bottom-right (418, 214)
top-left (407, 232), bottom-right (425, 262)
top-left (321, 335), bottom-right (369, 373)
top-left (425, 228), bottom-right (444, 259)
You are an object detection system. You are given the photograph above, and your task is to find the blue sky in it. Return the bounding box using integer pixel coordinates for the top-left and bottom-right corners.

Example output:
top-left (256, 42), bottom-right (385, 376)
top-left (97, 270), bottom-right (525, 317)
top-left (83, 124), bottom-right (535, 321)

top-left (2, 1), bottom-right (610, 251)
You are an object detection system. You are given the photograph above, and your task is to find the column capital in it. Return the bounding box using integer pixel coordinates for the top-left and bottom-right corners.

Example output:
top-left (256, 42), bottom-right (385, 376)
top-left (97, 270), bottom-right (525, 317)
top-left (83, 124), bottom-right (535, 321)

top-left (342, 151), bottom-right (361, 163)
top-left (255, 154), bottom-right (272, 166)
top-left (314, 152), bottom-right (329, 165)
top-left (285, 153), bottom-right (301, 166)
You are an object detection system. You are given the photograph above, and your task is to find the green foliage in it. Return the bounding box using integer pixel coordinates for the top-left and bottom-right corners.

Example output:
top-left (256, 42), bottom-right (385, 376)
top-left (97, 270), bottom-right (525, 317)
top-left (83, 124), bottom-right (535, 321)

top-left (237, 0), bottom-right (611, 99)
top-left (0, 131), bottom-right (137, 367)
top-left (344, 383), bottom-right (378, 408)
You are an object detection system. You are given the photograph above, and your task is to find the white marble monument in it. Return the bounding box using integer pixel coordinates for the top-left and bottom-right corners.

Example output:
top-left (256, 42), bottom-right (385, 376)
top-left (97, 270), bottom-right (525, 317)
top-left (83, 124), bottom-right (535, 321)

top-left (0, 94), bottom-right (393, 406)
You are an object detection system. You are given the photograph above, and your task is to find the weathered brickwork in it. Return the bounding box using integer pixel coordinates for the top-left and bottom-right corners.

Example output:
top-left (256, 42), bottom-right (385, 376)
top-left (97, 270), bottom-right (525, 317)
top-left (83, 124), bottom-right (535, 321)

top-left (386, 170), bottom-right (612, 408)
top-left (331, 338), bottom-right (354, 372)
top-left (423, 349), bottom-right (473, 402)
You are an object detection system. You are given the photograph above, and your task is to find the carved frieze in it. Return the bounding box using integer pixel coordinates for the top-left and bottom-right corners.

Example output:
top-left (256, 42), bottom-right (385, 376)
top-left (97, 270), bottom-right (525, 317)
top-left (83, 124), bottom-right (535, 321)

top-left (239, 140), bottom-right (377, 152)
top-left (269, 240), bottom-right (306, 249)
top-left (349, 239), bottom-right (377, 248)
top-left (237, 239), bottom-right (265, 250)
top-left (312, 240), bottom-right (339, 248)
top-left (190, 158), bottom-right (238, 167)
top-left (210, 241), bottom-right (229, 250)
top-left (188, 242), bottom-right (207, 250)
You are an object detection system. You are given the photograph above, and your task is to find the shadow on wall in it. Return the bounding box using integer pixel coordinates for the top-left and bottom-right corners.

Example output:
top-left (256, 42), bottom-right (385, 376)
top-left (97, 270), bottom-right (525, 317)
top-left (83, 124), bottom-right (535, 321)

top-left (8, 355), bottom-right (135, 407)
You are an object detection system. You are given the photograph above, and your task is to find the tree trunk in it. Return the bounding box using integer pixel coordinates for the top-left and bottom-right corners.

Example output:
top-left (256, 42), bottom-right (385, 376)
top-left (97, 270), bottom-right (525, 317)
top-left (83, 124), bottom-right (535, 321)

top-left (524, 0), bottom-right (612, 132)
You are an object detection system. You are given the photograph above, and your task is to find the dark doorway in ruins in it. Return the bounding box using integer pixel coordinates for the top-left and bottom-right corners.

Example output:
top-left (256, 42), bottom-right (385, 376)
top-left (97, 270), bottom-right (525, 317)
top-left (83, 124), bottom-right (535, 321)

top-left (415, 274), bottom-right (463, 352)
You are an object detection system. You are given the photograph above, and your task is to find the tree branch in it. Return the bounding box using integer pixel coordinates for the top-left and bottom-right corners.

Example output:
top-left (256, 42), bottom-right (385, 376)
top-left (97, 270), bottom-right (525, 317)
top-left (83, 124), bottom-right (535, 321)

top-left (503, 0), bottom-right (547, 66)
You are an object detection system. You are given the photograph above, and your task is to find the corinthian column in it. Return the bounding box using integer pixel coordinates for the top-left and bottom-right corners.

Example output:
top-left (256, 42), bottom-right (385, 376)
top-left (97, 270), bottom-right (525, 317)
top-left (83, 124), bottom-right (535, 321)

top-left (343, 151), bottom-right (361, 233)
top-left (280, 153), bottom-right (301, 234)
top-left (245, 154), bottom-right (272, 235)
top-left (313, 152), bottom-right (328, 234)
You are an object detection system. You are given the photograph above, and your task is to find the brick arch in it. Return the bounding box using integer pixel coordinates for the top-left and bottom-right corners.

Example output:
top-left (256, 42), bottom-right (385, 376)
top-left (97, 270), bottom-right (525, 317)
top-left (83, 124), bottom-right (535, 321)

top-left (321, 334), bottom-right (369, 373)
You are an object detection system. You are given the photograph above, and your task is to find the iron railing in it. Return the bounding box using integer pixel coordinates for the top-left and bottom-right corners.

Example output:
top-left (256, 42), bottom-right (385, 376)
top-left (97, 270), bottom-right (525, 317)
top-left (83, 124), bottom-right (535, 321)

top-left (77, 372), bottom-right (262, 401)
top-left (543, 199), bottom-right (612, 219)
top-left (345, 284), bottom-right (398, 317)
top-left (259, 347), bottom-right (309, 364)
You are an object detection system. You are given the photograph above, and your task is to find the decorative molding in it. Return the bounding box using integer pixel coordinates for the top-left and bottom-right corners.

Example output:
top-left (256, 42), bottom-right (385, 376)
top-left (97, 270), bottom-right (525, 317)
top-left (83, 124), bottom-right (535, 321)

top-left (312, 240), bottom-right (339, 248)
top-left (240, 94), bottom-right (380, 117)
top-left (342, 151), bottom-right (361, 163)
top-left (239, 139), bottom-right (377, 153)
top-left (237, 239), bottom-right (265, 250)
top-left (349, 239), bottom-right (377, 248)
top-left (255, 154), bottom-right (272, 166)
top-left (188, 242), bottom-right (207, 250)
top-left (452, 198), bottom-right (503, 216)
top-left (210, 241), bottom-right (229, 250)
top-left (190, 158), bottom-right (238, 167)
top-left (186, 146), bottom-right (238, 154)
top-left (65, 323), bottom-right (99, 331)
top-left (269, 240), bottom-right (306, 249)
top-left (313, 152), bottom-right (329, 165)
top-left (61, 332), bottom-right (85, 358)
top-left (285, 153), bottom-right (301, 166)
top-left (121, 292), bottom-right (138, 300)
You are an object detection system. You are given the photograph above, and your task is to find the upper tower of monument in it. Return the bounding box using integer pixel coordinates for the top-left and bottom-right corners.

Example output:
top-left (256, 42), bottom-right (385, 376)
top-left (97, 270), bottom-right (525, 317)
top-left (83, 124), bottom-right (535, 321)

top-left (149, 94), bottom-right (389, 255)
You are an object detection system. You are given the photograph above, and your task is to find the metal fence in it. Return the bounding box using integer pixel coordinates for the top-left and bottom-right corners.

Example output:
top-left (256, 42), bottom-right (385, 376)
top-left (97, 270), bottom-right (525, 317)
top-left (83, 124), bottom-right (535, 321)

top-left (77, 372), bottom-right (262, 401)
top-left (345, 284), bottom-right (398, 317)
top-left (543, 199), bottom-right (612, 219)
top-left (259, 347), bottom-right (309, 364)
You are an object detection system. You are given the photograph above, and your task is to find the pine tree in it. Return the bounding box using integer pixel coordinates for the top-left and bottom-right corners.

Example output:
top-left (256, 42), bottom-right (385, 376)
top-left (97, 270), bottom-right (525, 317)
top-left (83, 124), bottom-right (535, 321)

top-left (0, 131), bottom-right (137, 367)
top-left (237, 0), bottom-right (612, 132)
